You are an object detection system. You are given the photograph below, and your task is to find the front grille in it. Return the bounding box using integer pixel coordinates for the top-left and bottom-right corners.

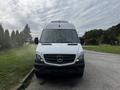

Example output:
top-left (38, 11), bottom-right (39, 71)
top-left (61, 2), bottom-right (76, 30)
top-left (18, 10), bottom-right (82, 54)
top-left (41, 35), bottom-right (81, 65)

top-left (44, 54), bottom-right (76, 64)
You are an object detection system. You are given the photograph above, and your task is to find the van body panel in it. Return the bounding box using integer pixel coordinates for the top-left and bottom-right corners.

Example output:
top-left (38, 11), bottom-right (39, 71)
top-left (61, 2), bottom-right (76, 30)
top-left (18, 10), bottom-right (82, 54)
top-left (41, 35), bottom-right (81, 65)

top-left (36, 43), bottom-right (83, 54)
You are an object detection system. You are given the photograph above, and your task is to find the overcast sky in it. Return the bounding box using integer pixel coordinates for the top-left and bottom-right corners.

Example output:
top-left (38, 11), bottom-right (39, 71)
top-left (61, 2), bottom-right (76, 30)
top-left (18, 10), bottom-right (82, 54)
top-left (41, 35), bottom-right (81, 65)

top-left (0, 0), bottom-right (120, 37)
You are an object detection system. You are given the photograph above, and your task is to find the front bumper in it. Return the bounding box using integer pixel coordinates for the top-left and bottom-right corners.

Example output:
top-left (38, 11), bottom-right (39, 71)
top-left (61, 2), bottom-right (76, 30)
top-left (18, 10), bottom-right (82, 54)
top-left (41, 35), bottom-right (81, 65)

top-left (34, 60), bottom-right (85, 74)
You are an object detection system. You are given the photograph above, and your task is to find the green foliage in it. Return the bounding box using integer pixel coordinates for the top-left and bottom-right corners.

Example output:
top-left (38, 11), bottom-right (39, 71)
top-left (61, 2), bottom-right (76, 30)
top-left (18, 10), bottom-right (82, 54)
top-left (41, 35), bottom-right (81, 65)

top-left (19, 32), bottom-right (26, 46)
top-left (0, 24), bottom-right (32, 49)
top-left (11, 30), bottom-right (16, 47)
top-left (0, 25), bottom-right (4, 48)
top-left (3, 30), bottom-right (11, 48)
top-left (15, 30), bottom-right (20, 46)
top-left (0, 45), bottom-right (36, 90)
top-left (83, 23), bottom-right (120, 45)
top-left (83, 29), bottom-right (103, 45)
top-left (83, 45), bottom-right (120, 54)
top-left (22, 24), bottom-right (32, 42)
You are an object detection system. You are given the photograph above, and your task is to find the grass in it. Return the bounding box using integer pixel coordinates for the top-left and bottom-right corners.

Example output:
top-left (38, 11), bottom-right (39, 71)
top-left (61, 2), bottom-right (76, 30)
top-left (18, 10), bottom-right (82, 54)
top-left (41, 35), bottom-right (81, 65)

top-left (0, 45), bottom-right (36, 90)
top-left (83, 45), bottom-right (120, 54)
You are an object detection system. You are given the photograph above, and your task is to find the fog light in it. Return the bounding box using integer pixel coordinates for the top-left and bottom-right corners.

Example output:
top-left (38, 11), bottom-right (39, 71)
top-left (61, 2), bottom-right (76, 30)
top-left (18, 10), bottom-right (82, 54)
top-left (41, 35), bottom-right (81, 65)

top-left (76, 59), bottom-right (79, 62)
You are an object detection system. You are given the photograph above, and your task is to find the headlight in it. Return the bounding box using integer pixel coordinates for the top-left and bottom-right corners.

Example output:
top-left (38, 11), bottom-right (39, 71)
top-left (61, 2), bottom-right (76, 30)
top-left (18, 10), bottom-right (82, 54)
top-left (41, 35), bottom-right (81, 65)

top-left (77, 53), bottom-right (84, 61)
top-left (78, 54), bottom-right (84, 60)
top-left (35, 54), bottom-right (44, 63)
top-left (36, 54), bottom-right (42, 60)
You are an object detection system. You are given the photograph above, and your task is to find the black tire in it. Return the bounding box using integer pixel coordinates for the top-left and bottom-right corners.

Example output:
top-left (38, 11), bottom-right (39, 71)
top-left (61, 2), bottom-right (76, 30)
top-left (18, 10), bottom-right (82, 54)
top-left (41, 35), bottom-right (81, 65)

top-left (79, 71), bottom-right (84, 77)
top-left (35, 71), bottom-right (39, 78)
top-left (77, 68), bottom-right (84, 78)
top-left (35, 71), bottom-right (44, 78)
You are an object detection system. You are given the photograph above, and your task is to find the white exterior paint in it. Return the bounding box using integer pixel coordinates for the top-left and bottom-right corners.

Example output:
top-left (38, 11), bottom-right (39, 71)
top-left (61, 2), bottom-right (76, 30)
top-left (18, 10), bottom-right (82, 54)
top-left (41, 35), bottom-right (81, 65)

top-left (35, 21), bottom-right (84, 66)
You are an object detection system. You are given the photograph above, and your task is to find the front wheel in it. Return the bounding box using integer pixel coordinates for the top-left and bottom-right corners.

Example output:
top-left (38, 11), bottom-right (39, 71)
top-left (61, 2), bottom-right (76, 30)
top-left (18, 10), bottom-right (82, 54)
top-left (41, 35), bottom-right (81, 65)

top-left (77, 68), bottom-right (84, 78)
top-left (35, 71), bottom-right (44, 78)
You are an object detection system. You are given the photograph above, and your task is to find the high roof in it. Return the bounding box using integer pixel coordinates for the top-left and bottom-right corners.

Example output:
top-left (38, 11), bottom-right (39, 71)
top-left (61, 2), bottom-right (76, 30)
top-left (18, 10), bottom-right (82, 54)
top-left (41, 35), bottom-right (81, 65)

top-left (44, 21), bottom-right (75, 29)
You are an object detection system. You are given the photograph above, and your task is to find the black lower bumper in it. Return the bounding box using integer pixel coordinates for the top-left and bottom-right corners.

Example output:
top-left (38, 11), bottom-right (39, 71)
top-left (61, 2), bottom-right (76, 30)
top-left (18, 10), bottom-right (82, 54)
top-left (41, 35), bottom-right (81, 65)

top-left (34, 61), bottom-right (85, 74)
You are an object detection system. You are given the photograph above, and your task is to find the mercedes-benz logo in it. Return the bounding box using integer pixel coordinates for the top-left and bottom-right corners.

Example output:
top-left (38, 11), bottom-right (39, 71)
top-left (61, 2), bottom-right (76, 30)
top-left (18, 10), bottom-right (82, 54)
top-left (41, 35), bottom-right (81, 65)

top-left (57, 55), bottom-right (63, 63)
top-left (57, 58), bottom-right (63, 63)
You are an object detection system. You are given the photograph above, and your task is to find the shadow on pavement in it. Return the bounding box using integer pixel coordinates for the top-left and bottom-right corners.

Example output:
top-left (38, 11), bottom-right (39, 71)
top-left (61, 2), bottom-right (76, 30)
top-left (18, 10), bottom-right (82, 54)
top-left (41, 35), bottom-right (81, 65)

top-left (37, 74), bottom-right (84, 87)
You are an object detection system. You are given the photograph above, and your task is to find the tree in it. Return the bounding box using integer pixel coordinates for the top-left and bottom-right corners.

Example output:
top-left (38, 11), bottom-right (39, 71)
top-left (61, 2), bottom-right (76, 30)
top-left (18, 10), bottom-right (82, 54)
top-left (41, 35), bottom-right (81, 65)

top-left (22, 24), bottom-right (32, 42)
top-left (83, 23), bottom-right (120, 45)
top-left (15, 30), bottom-right (20, 46)
top-left (19, 32), bottom-right (25, 46)
top-left (83, 29), bottom-right (103, 45)
top-left (3, 29), bottom-right (11, 48)
top-left (11, 30), bottom-right (16, 47)
top-left (0, 24), bottom-right (32, 49)
top-left (0, 24), bottom-right (4, 49)
top-left (79, 37), bottom-right (84, 45)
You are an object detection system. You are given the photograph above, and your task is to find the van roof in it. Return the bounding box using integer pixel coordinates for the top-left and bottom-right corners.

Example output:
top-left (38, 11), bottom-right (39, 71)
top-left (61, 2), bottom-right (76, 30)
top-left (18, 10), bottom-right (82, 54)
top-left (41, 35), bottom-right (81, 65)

top-left (44, 20), bottom-right (75, 29)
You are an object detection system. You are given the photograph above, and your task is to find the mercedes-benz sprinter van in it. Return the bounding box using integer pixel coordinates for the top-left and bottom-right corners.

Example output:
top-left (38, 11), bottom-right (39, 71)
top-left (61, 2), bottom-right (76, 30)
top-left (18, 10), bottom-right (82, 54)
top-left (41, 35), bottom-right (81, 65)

top-left (34, 21), bottom-right (85, 77)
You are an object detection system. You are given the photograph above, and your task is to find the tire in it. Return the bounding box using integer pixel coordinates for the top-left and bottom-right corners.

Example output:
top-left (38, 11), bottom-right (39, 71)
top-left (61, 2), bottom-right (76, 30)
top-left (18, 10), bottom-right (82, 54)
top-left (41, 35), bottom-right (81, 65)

top-left (79, 71), bottom-right (84, 77)
top-left (35, 71), bottom-right (44, 78)
top-left (77, 68), bottom-right (84, 78)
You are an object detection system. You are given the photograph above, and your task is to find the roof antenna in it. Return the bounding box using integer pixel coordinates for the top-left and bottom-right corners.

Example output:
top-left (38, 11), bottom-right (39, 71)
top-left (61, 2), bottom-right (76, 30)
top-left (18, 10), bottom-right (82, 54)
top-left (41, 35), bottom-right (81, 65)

top-left (59, 24), bottom-right (61, 27)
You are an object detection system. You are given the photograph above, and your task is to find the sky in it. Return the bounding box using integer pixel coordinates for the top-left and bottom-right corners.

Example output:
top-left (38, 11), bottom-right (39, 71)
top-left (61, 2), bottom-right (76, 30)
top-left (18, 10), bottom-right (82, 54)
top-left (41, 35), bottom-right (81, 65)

top-left (0, 0), bottom-right (120, 37)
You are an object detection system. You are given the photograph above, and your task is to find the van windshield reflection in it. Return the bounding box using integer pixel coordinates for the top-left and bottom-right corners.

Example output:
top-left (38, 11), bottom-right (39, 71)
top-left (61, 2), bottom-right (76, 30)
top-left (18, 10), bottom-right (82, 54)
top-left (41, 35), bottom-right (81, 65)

top-left (40, 29), bottom-right (79, 43)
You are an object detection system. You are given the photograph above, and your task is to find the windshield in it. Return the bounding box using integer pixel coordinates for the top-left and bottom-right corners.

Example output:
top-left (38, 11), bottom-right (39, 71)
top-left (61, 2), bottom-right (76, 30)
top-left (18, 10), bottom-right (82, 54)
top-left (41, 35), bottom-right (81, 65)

top-left (40, 29), bottom-right (79, 43)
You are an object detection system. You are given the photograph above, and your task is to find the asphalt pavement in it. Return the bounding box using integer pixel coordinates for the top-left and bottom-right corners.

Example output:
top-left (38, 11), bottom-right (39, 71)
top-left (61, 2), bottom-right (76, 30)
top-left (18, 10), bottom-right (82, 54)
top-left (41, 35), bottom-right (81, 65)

top-left (26, 50), bottom-right (120, 90)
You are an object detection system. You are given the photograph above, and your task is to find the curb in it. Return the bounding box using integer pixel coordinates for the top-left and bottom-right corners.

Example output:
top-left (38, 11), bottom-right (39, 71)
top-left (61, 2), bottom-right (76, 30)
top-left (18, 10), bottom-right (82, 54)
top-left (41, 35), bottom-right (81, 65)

top-left (15, 68), bottom-right (35, 90)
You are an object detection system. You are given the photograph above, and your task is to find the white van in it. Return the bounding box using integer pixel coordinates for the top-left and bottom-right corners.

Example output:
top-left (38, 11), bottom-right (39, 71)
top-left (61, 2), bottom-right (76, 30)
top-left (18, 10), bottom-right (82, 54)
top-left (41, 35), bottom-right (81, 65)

top-left (34, 21), bottom-right (85, 77)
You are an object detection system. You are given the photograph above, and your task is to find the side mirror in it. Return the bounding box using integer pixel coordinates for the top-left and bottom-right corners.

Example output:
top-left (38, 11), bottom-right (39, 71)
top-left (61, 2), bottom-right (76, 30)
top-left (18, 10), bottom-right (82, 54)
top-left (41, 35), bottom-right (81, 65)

top-left (34, 37), bottom-right (39, 44)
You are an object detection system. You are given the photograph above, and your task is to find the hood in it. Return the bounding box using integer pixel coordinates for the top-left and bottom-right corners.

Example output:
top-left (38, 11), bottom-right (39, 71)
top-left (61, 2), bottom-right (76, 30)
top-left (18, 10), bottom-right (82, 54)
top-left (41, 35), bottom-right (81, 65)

top-left (36, 43), bottom-right (83, 54)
